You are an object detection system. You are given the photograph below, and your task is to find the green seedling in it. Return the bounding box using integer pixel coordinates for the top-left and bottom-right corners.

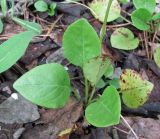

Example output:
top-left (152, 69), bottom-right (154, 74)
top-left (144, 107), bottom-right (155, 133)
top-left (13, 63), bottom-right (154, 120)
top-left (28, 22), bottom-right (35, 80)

top-left (34, 0), bottom-right (56, 16)
top-left (13, 18), bottom-right (153, 127)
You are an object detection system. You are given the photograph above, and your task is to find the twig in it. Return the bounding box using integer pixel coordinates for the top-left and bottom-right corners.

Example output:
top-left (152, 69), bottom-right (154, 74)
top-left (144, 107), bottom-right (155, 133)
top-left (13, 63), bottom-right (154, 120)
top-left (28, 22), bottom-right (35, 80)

top-left (120, 115), bottom-right (139, 139)
top-left (61, 0), bottom-right (98, 18)
top-left (44, 14), bottom-right (63, 40)
top-left (143, 31), bottom-right (150, 58)
top-left (108, 23), bottom-right (131, 28)
top-left (114, 126), bottom-right (129, 135)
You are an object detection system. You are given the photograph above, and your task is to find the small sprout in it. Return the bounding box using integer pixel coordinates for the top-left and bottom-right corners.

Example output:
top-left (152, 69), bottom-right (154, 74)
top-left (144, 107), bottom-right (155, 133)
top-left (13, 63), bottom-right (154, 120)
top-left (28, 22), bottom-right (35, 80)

top-left (34, 0), bottom-right (56, 16)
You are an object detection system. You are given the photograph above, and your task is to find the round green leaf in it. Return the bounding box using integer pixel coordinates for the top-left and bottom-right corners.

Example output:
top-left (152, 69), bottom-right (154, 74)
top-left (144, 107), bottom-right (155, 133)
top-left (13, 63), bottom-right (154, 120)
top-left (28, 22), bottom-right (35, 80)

top-left (111, 27), bottom-right (139, 50)
top-left (13, 63), bottom-right (71, 108)
top-left (120, 69), bottom-right (154, 108)
top-left (88, 0), bottom-right (121, 22)
top-left (85, 86), bottom-right (121, 127)
top-left (34, 0), bottom-right (48, 12)
top-left (133, 0), bottom-right (156, 13)
top-left (63, 18), bottom-right (101, 67)
top-left (131, 8), bottom-right (152, 30)
top-left (154, 47), bottom-right (160, 68)
top-left (83, 56), bottom-right (112, 85)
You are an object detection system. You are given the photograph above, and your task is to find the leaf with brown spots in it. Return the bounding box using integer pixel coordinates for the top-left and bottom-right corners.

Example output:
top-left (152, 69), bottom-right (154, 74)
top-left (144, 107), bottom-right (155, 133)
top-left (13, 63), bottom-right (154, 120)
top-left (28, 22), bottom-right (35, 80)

top-left (120, 69), bottom-right (154, 108)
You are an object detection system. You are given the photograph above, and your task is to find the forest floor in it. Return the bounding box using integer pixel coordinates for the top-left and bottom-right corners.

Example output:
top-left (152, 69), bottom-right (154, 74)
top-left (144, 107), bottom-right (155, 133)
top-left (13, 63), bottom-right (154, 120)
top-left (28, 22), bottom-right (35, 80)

top-left (0, 0), bottom-right (160, 139)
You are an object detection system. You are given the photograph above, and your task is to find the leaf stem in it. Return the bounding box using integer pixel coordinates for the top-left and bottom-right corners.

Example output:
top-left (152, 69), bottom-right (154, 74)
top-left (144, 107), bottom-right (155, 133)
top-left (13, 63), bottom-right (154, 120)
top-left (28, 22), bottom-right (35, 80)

top-left (85, 78), bottom-right (89, 103)
top-left (100, 0), bottom-right (113, 44)
top-left (88, 86), bottom-right (96, 104)
top-left (120, 15), bottom-right (132, 24)
top-left (11, 0), bottom-right (14, 17)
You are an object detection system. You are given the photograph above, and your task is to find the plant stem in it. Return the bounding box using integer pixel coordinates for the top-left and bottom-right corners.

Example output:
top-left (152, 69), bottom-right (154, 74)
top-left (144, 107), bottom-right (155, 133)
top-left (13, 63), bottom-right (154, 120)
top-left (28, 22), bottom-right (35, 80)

top-left (85, 78), bottom-right (89, 103)
top-left (11, 0), bottom-right (14, 17)
top-left (100, 0), bottom-right (113, 44)
top-left (120, 15), bottom-right (132, 24)
top-left (88, 86), bottom-right (96, 104)
top-left (72, 87), bottom-right (81, 101)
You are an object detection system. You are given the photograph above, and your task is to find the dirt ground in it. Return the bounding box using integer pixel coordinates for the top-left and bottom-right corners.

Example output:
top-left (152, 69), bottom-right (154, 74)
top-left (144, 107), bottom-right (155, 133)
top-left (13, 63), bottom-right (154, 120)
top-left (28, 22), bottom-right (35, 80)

top-left (0, 0), bottom-right (160, 139)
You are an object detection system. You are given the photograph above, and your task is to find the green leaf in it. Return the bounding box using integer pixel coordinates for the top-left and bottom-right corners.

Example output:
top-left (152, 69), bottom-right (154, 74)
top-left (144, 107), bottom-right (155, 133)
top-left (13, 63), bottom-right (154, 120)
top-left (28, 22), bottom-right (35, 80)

top-left (85, 86), bottom-right (121, 127)
top-left (131, 8), bottom-right (152, 30)
top-left (104, 63), bottom-right (114, 78)
top-left (133, 0), bottom-right (156, 13)
top-left (152, 13), bottom-right (160, 20)
top-left (111, 27), bottom-right (139, 50)
top-left (108, 78), bottom-right (120, 89)
top-left (13, 63), bottom-right (71, 108)
top-left (0, 19), bottom-right (3, 33)
top-left (48, 2), bottom-right (56, 16)
top-left (63, 18), bottom-right (101, 67)
top-left (120, 69), bottom-right (154, 108)
top-left (96, 79), bottom-right (105, 89)
top-left (88, 0), bottom-right (121, 22)
top-left (34, 0), bottom-right (48, 12)
top-left (12, 17), bottom-right (42, 35)
top-left (154, 47), bottom-right (160, 68)
top-left (0, 31), bottom-right (36, 73)
top-left (83, 56), bottom-right (112, 86)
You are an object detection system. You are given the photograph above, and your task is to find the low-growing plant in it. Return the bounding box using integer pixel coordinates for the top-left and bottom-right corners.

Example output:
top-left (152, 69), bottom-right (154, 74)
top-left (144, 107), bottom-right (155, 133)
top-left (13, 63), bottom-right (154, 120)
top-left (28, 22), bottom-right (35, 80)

top-left (0, 0), bottom-right (155, 128)
top-left (34, 0), bottom-right (56, 16)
